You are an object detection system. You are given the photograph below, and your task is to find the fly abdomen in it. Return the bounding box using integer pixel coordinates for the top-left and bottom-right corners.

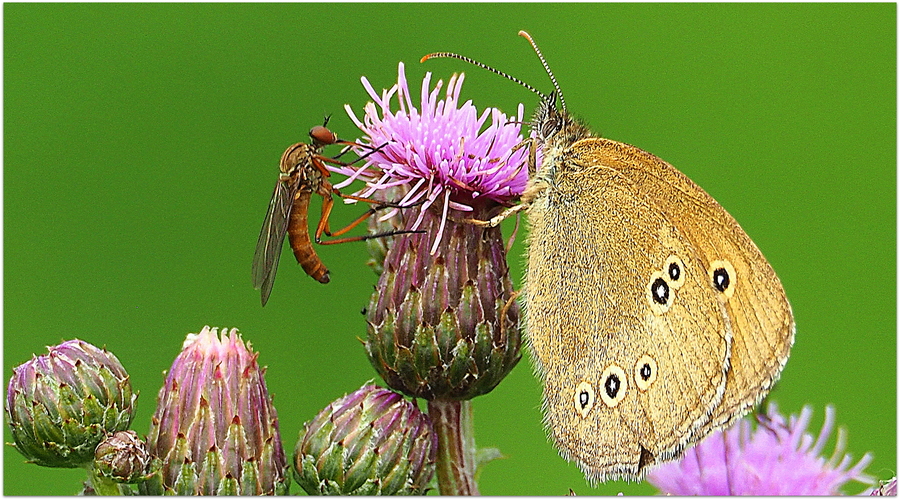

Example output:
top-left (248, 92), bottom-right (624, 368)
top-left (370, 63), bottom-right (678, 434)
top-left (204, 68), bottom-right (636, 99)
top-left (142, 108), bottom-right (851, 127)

top-left (288, 190), bottom-right (331, 284)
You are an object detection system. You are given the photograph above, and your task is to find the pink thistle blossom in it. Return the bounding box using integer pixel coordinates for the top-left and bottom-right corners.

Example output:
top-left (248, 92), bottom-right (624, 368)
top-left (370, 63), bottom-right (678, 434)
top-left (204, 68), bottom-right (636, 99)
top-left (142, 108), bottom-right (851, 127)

top-left (334, 62), bottom-right (529, 253)
top-left (647, 404), bottom-right (874, 496)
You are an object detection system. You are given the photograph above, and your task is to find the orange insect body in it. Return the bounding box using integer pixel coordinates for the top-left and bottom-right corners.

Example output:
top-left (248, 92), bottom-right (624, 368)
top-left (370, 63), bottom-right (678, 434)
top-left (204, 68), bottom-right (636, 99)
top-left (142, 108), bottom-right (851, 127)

top-left (287, 189), bottom-right (329, 284)
top-left (253, 125), bottom-right (411, 306)
top-left (252, 127), bottom-right (340, 305)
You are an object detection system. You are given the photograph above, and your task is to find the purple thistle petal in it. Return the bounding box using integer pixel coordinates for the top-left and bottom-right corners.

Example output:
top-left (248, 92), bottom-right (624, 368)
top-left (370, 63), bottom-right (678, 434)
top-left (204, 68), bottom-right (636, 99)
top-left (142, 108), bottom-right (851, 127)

top-left (338, 62), bottom-right (529, 251)
top-left (647, 404), bottom-right (875, 496)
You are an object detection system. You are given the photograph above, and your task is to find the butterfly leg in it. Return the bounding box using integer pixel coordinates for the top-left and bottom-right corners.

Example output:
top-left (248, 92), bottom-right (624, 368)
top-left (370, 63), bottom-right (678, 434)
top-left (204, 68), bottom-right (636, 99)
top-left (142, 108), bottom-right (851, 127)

top-left (499, 289), bottom-right (521, 336)
top-left (460, 202), bottom-right (529, 228)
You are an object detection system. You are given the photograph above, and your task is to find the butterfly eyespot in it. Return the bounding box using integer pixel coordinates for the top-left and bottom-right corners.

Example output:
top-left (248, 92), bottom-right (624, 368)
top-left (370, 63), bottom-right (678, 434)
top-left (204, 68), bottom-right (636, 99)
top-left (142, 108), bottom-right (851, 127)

top-left (634, 354), bottom-right (658, 391)
top-left (651, 278), bottom-right (669, 304)
top-left (713, 269), bottom-right (729, 289)
top-left (599, 364), bottom-right (627, 408)
top-left (663, 255), bottom-right (686, 289)
top-left (668, 263), bottom-right (680, 281)
top-left (573, 381), bottom-right (595, 418)
top-left (709, 259), bottom-right (737, 299)
top-left (646, 271), bottom-right (671, 315)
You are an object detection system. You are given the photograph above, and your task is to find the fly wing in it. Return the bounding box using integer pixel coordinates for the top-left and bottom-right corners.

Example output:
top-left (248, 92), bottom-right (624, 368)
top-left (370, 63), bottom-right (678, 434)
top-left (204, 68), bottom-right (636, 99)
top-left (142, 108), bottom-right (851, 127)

top-left (252, 177), bottom-right (297, 306)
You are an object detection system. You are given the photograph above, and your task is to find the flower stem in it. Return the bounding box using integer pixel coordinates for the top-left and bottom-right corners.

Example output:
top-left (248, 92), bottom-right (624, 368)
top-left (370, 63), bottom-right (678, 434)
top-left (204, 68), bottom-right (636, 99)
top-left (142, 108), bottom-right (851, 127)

top-left (428, 399), bottom-right (480, 495)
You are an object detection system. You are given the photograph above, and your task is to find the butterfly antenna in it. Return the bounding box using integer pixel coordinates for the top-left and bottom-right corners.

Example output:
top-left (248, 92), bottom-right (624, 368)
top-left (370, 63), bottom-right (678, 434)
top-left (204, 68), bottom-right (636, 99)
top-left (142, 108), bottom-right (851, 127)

top-left (518, 30), bottom-right (565, 111)
top-left (420, 51), bottom-right (548, 102)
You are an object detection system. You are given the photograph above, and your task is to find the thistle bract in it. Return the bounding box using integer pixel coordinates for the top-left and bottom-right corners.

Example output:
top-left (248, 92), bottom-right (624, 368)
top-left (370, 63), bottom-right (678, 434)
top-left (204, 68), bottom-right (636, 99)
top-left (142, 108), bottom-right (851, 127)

top-left (294, 384), bottom-right (437, 495)
top-left (5, 339), bottom-right (136, 468)
top-left (366, 208), bottom-right (521, 400)
top-left (365, 185), bottom-right (408, 276)
top-left (870, 477), bottom-right (898, 496)
top-left (140, 326), bottom-right (288, 495)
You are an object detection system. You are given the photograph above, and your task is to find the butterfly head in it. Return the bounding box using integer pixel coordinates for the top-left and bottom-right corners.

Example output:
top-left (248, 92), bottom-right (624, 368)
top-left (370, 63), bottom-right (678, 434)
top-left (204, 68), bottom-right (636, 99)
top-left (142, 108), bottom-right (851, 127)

top-left (422, 32), bottom-right (591, 153)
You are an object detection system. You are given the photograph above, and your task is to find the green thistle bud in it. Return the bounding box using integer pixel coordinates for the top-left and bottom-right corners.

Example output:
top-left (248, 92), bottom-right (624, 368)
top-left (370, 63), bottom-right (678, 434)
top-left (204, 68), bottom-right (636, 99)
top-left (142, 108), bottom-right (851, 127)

top-left (140, 326), bottom-right (288, 495)
top-left (366, 206), bottom-right (522, 400)
top-left (5, 339), bottom-right (136, 468)
top-left (93, 430), bottom-right (155, 483)
top-left (294, 384), bottom-right (437, 495)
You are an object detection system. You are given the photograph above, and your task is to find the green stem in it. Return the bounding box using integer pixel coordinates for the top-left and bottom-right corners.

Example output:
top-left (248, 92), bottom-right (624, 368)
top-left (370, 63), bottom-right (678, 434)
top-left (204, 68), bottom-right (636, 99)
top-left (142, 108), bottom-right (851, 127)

top-left (87, 465), bottom-right (127, 495)
top-left (427, 399), bottom-right (479, 495)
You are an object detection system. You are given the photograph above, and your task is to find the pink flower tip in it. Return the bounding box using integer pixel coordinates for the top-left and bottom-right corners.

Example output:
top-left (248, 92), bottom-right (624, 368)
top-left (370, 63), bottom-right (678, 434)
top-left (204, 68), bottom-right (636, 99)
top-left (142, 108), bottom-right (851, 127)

top-left (336, 62), bottom-right (530, 252)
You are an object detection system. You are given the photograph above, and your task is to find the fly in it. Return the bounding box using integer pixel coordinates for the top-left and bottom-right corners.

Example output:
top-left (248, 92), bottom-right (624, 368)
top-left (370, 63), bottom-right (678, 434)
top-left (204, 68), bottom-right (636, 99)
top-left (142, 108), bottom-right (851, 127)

top-left (252, 122), bottom-right (413, 306)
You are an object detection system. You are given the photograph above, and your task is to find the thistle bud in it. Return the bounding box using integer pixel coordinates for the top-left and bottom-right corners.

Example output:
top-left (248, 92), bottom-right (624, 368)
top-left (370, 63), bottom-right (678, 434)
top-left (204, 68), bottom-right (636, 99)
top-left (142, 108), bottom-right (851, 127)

top-left (93, 430), bottom-right (154, 483)
top-left (366, 206), bottom-right (522, 400)
top-left (293, 384), bottom-right (437, 495)
top-left (5, 339), bottom-right (136, 468)
top-left (140, 326), bottom-right (288, 495)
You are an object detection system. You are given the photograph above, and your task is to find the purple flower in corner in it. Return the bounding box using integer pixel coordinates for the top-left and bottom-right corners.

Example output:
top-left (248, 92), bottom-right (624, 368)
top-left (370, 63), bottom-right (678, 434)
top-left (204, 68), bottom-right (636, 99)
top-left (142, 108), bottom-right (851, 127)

top-left (334, 62), bottom-right (529, 253)
top-left (869, 477), bottom-right (897, 496)
top-left (647, 404), bottom-right (874, 496)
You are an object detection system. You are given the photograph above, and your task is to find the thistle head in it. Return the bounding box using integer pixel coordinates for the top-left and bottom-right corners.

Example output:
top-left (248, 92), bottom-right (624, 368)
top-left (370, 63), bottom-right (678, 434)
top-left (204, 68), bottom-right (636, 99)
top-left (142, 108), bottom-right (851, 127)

top-left (340, 63), bottom-right (525, 400)
top-left (141, 326), bottom-right (288, 495)
top-left (5, 339), bottom-right (136, 468)
top-left (648, 404), bottom-right (875, 495)
top-left (293, 384), bottom-right (437, 495)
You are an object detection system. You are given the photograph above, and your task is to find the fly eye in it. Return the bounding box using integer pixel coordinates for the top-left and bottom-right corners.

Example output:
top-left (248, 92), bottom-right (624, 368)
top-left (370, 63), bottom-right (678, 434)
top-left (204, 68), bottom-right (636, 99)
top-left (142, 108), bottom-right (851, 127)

top-left (309, 125), bottom-right (338, 145)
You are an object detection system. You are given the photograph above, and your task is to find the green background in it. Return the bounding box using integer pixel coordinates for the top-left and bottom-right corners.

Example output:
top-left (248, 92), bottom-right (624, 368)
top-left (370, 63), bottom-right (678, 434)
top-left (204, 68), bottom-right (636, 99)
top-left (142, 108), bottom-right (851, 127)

top-left (4, 3), bottom-right (895, 495)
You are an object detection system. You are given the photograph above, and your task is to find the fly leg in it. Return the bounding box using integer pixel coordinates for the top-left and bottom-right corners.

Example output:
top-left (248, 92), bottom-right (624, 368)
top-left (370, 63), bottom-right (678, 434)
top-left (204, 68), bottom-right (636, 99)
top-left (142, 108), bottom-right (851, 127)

top-left (312, 182), bottom-right (423, 246)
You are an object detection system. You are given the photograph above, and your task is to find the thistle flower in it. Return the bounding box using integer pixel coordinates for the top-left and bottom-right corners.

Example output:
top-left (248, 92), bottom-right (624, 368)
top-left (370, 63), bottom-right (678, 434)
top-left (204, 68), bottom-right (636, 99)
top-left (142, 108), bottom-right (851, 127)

top-left (336, 62), bottom-right (530, 253)
top-left (647, 404), bottom-right (875, 496)
top-left (93, 430), bottom-right (155, 484)
top-left (5, 339), bottom-right (136, 468)
top-left (140, 326), bottom-right (288, 495)
top-left (293, 384), bottom-right (437, 495)
top-left (340, 63), bottom-right (525, 400)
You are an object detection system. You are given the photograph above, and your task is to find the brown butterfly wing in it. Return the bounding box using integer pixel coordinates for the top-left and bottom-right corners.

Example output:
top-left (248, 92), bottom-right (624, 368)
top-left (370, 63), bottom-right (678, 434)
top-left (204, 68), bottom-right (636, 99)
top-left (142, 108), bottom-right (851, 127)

top-left (584, 139), bottom-right (795, 439)
top-left (525, 137), bottom-right (793, 481)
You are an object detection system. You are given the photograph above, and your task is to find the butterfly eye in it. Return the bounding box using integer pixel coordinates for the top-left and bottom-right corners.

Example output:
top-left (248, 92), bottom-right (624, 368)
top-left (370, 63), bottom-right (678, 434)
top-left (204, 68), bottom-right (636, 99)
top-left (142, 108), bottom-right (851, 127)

top-left (574, 381), bottom-right (595, 417)
top-left (599, 365), bottom-right (627, 408)
top-left (663, 255), bottom-right (686, 289)
top-left (646, 271), bottom-right (671, 315)
top-left (634, 354), bottom-right (658, 391)
top-left (709, 259), bottom-right (737, 299)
